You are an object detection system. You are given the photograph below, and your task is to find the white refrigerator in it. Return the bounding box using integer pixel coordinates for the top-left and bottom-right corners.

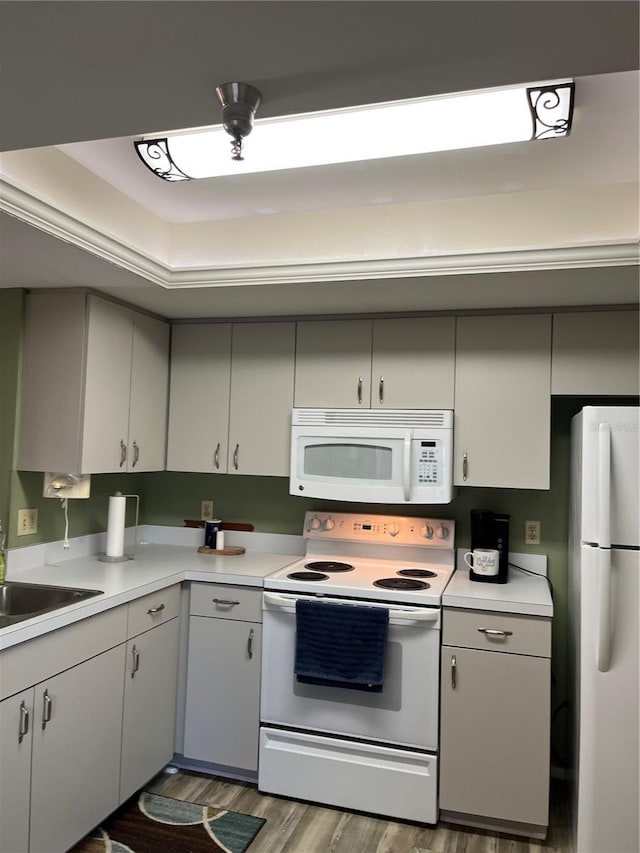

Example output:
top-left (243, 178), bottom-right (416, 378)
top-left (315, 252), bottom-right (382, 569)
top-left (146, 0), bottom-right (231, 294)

top-left (569, 406), bottom-right (639, 853)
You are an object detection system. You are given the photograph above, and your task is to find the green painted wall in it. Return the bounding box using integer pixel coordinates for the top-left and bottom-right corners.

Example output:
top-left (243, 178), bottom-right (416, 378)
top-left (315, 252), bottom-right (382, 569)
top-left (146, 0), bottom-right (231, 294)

top-left (0, 289), bottom-right (24, 538)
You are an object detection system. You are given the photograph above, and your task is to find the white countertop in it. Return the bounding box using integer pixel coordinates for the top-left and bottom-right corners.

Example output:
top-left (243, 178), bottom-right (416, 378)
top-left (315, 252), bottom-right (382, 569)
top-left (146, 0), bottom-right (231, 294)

top-left (0, 544), bottom-right (299, 650)
top-left (443, 565), bottom-right (553, 617)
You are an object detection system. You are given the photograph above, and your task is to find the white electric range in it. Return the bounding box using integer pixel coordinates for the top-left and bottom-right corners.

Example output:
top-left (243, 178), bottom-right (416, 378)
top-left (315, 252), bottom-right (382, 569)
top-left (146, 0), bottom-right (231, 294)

top-left (259, 511), bottom-right (456, 825)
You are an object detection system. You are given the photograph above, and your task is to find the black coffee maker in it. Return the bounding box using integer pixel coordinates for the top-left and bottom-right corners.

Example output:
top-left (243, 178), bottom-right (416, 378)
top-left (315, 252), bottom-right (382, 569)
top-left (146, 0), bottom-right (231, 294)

top-left (469, 510), bottom-right (510, 584)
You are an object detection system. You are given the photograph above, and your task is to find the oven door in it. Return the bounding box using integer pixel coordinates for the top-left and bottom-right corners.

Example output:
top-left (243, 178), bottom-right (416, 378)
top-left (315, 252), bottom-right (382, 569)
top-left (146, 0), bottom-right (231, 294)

top-left (261, 592), bottom-right (441, 751)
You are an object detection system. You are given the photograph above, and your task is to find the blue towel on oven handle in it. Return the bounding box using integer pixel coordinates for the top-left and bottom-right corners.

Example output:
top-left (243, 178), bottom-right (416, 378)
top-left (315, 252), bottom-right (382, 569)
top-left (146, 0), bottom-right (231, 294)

top-left (294, 598), bottom-right (389, 692)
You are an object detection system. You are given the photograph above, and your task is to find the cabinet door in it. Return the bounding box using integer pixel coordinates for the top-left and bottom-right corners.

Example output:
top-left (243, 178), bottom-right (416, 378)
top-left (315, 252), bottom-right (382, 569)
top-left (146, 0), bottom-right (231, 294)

top-left (371, 317), bottom-right (455, 409)
top-left (184, 617), bottom-right (262, 772)
top-left (552, 310), bottom-right (639, 395)
top-left (0, 689), bottom-right (33, 853)
top-left (294, 320), bottom-right (372, 408)
top-left (228, 323), bottom-right (295, 476)
top-left (454, 314), bottom-right (551, 488)
top-left (440, 646), bottom-right (550, 827)
top-left (120, 618), bottom-right (180, 802)
top-left (127, 311), bottom-right (170, 471)
top-left (29, 644), bottom-right (126, 853)
top-left (82, 296), bottom-right (134, 472)
top-left (166, 324), bottom-right (232, 473)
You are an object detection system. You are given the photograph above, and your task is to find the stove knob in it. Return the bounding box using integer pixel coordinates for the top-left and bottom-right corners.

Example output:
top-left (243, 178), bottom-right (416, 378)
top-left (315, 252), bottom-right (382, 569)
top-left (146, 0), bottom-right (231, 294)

top-left (309, 516), bottom-right (322, 530)
top-left (436, 525), bottom-right (450, 540)
top-left (388, 522), bottom-right (400, 537)
top-left (421, 524), bottom-right (434, 539)
top-left (323, 517), bottom-right (335, 531)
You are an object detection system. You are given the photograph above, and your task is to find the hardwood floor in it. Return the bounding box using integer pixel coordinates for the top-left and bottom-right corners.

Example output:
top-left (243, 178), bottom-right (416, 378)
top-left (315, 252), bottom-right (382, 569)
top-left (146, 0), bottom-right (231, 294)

top-left (147, 770), bottom-right (573, 853)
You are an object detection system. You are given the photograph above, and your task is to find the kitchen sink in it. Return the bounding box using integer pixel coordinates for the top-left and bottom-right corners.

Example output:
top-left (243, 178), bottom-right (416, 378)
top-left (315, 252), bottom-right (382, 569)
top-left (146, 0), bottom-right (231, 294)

top-left (0, 581), bottom-right (103, 628)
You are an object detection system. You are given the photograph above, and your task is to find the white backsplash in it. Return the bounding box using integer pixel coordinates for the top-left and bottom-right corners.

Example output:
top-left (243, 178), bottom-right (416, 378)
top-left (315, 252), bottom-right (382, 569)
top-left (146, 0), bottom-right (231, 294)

top-left (6, 524), bottom-right (305, 574)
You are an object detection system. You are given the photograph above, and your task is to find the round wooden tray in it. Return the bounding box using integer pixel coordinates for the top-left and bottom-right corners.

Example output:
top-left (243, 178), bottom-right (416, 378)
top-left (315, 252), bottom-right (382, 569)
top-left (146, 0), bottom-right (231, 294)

top-left (197, 545), bottom-right (246, 556)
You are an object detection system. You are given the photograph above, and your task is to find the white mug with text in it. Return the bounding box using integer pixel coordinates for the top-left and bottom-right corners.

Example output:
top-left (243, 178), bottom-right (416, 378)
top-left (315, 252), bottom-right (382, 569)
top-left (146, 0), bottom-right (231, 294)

top-left (463, 548), bottom-right (500, 576)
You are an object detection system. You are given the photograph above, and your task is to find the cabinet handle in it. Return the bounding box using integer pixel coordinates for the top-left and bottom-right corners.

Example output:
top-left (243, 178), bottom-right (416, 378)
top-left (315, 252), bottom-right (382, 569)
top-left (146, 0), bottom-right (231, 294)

top-left (212, 598), bottom-right (240, 606)
top-left (451, 655), bottom-right (457, 689)
top-left (462, 451), bottom-right (468, 482)
top-left (233, 444), bottom-right (239, 470)
top-left (247, 627), bottom-right (254, 659)
top-left (214, 443), bottom-right (221, 469)
top-left (120, 439), bottom-right (127, 468)
top-left (147, 603), bottom-right (165, 615)
top-left (379, 376), bottom-right (384, 404)
top-left (131, 645), bottom-right (140, 678)
top-left (357, 377), bottom-right (363, 405)
top-left (477, 627), bottom-right (513, 638)
top-left (18, 701), bottom-right (29, 743)
top-left (42, 689), bottom-right (52, 730)
top-left (132, 440), bottom-right (140, 467)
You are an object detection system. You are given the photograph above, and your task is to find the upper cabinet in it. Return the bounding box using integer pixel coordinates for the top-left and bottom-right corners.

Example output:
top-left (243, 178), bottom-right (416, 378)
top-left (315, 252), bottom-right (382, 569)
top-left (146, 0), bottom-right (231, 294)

top-left (167, 322), bottom-right (295, 476)
top-left (228, 322), bottom-right (296, 476)
top-left (294, 317), bottom-right (455, 409)
top-left (166, 324), bottom-right (232, 474)
top-left (18, 292), bottom-right (169, 473)
top-left (454, 315), bottom-right (552, 489)
top-left (551, 310), bottom-right (639, 396)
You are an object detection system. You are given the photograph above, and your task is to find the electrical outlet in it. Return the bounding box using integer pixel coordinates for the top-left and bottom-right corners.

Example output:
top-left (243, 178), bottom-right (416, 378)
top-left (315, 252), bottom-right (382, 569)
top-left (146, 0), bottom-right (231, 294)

top-left (525, 520), bottom-right (541, 545)
top-left (201, 500), bottom-right (214, 521)
top-left (18, 508), bottom-right (39, 536)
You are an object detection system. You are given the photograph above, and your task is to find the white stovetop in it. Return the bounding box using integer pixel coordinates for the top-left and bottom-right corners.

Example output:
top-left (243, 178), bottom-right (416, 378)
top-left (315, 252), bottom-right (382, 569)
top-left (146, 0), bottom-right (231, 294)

top-left (265, 554), bottom-right (454, 605)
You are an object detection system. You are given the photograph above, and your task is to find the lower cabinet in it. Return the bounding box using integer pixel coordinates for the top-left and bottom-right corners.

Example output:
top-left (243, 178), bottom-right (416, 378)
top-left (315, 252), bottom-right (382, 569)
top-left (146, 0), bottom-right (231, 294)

top-left (120, 617), bottom-right (180, 802)
top-left (439, 608), bottom-right (551, 837)
top-left (29, 645), bottom-right (126, 853)
top-left (0, 689), bottom-right (34, 853)
top-left (0, 584), bottom-right (181, 853)
top-left (183, 584), bottom-right (262, 775)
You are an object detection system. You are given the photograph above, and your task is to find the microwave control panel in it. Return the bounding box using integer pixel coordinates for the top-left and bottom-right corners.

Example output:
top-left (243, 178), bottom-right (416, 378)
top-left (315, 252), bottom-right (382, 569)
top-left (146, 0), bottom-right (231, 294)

top-left (415, 440), bottom-right (442, 485)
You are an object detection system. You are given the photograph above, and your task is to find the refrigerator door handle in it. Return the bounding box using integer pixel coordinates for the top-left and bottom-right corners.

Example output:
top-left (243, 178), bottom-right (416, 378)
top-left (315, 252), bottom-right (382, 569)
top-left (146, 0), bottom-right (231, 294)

top-left (597, 547), bottom-right (613, 673)
top-left (597, 424), bottom-right (611, 548)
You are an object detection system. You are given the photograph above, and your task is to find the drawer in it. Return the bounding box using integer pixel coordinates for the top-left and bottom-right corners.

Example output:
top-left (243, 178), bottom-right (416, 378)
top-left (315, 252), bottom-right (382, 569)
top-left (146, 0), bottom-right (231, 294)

top-left (443, 608), bottom-right (551, 657)
top-left (127, 584), bottom-right (181, 638)
top-left (1, 606), bottom-right (127, 701)
top-left (190, 582), bottom-right (262, 622)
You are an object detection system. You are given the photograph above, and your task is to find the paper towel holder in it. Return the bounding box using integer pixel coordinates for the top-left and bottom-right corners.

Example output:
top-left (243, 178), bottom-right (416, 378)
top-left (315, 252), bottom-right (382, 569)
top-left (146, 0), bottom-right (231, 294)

top-left (98, 492), bottom-right (140, 563)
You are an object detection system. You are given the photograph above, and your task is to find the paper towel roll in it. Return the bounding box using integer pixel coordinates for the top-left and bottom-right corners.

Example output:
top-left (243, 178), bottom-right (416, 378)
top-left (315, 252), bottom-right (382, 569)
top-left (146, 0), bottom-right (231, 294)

top-left (106, 494), bottom-right (126, 558)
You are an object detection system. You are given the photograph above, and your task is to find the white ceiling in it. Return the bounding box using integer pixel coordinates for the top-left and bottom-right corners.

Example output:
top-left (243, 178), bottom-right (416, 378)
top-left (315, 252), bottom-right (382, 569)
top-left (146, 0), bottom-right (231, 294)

top-left (1, 1), bottom-right (638, 320)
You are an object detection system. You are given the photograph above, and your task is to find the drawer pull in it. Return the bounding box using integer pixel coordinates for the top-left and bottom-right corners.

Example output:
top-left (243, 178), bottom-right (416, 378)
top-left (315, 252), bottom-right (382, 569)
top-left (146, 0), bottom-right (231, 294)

top-left (213, 598), bottom-right (240, 606)
top-left (247, 627), bottom-right (254, 659)
top-left (147, 603), bottom-right (165, 615)
top-left (478, 627), bottom-right (513, 638)
top-left (19, 701), bottom-right (29, 743)
top-left (451, 655), bottom-right (457, 689)
top-left (131, 645), bottom-right (140, 678)
top-left (42, 690), bottom-right (52, 730)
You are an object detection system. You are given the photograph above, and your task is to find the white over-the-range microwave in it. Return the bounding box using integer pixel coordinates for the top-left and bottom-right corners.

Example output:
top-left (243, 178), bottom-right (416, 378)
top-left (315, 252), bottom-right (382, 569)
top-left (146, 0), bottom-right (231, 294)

top-left (290, 408), bottom-right (454, 504)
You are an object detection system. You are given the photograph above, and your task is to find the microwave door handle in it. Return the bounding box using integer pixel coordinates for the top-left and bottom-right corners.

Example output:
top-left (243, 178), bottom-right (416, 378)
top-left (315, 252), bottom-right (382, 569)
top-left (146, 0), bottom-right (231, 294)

top-left (403, 431), bottom-right (412, 502)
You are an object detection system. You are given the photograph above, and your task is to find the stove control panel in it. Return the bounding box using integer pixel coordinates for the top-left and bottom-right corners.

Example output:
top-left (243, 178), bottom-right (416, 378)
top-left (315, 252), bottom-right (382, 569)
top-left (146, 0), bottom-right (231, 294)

top-left (303, 511), bottom-right (455, 548)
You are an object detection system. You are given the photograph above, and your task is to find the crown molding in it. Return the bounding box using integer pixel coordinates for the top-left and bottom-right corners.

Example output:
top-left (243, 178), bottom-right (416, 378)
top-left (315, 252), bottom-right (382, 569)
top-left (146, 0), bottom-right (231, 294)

top-left (2, 178), bottom-right (638, 289)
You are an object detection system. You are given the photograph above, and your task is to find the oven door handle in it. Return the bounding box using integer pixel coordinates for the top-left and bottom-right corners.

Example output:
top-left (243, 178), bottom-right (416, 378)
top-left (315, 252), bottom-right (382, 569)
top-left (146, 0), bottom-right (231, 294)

top-left (264, 592), bottom-right (301, 607)
top-left (263, 592), bottom-right (440, 623)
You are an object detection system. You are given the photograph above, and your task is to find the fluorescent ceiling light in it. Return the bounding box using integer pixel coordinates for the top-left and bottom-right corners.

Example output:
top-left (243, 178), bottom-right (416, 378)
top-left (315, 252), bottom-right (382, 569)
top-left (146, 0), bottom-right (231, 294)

top-left (135, 80), bottom-right (575, 182)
